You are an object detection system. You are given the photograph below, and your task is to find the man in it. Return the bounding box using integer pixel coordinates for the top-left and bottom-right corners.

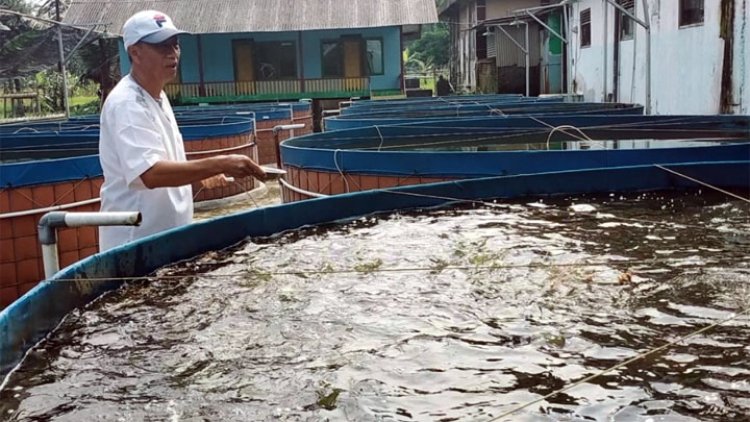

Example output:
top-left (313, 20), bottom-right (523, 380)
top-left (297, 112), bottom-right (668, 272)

top-left (98, 10), bottom-right (266, 251)
top-left (436, 75), bottom-right (453, 97)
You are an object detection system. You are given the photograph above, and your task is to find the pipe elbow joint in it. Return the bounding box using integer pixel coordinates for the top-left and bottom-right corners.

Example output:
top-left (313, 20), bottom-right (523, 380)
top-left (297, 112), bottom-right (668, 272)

top-left (38, 211), bottom-right (67, 245)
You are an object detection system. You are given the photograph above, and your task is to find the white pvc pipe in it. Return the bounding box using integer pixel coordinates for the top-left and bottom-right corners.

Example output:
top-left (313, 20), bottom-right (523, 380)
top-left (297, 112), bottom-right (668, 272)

top-left (63, 211), bottom-right (141, 227)
top-left (642, 0), bottom-right (651, 114)
top-left (272, 123), bottom-right (307, 166)
top-left (272, 123), bottom-right (306, 133)
top-left (524, 22), bottom-right (530, 97)
top-left (41, 243), bottom-right (60, 279)
top-left (38, 211), bottom-right (141, 278)
top-left (564, 3), bottom-right (572, 95)
top-left (603, 0), bottom-right (608, 102)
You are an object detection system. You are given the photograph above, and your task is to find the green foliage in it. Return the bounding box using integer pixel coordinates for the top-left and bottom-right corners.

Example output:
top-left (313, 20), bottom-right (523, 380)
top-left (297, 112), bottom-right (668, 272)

top-left (69, 37), bottom-right (121, 92)
top-left (1, 0), bottom-right (118, 116)
top-left (70, 97), bottom-right (99, 116)
top-left (406, 23), bottom-right (449, 71)
top-left (34, 0), bottom-right (71, 21)
top-left (0, 0), bottom-right (32, 15)
top-left (434, 0), bottom-right (452, 10)
top-left (1, 27), bottom-right (43, 53)
top-left (27, 70), bottom-right (56, 113)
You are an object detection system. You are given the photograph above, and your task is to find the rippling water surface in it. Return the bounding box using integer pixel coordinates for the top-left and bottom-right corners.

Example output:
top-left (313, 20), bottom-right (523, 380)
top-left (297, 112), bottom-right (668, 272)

top-left (2, 191), bottom-right (749, 421)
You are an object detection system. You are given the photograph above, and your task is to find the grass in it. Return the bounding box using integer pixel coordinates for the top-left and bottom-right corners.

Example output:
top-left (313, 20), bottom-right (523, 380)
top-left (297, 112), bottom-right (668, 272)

top-left (420, 77), bottom-right (436, 93)
top-left (70, 96), bottom-right (101, 116)
top-left (70, 96), bottom-right (97, 107)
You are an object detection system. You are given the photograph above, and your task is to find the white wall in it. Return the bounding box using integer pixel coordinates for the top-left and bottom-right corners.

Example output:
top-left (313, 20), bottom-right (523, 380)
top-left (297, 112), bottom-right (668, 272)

top-left (569, 0), bottom-right (608, 103)
top-left (649, 0), bottom-right (724, 114)
top-left (733, 0), bottom-right (750, 114)
top-left (570, 0), bottom-right (749, 115)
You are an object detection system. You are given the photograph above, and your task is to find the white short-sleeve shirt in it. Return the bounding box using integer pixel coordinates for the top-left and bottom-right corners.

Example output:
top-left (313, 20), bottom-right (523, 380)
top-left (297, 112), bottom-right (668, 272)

top-left (98, 74), bottom-right (192, 251)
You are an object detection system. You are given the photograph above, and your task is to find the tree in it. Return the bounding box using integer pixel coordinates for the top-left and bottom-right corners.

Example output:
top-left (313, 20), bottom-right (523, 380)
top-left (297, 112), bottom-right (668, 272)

top-left (406, 23), bottom-right (449, 72)
top-left (0, 0), bottom-right (32, 15)
top-left (72, 37), bottom-right (120, 104)
top-left (434, 0), bottom-right (452, 10)
top-left (1, 0), bottom-right (118, 114)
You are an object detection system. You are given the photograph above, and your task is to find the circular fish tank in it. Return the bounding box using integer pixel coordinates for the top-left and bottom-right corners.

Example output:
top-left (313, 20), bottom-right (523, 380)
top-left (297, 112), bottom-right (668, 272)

top-left (279, 114), bottom-right (750, 202)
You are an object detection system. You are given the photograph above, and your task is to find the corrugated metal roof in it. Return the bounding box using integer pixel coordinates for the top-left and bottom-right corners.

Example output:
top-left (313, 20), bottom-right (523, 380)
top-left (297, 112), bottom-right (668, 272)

top-left (63, 0), bottom-right (438, 35)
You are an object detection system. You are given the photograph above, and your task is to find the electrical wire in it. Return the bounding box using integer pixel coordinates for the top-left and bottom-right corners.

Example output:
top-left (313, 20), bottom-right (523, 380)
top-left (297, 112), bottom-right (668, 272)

top-left (39, 260), bottom-right (750, 284)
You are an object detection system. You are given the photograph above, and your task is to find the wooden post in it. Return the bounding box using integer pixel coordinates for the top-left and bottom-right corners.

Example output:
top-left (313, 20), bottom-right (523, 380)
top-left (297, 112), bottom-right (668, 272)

top-left (274, 130), bottom-right (282, 168)
top-left (299, 31), bottom-right (305, 93)
top-left (197, 34), bottom-right (206, 97)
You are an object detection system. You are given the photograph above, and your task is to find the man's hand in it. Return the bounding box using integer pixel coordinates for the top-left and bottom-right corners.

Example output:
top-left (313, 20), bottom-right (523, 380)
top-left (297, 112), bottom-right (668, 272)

top-left (139, 154), bottom-right (267, 189)
top-left (200, 173), bottom-right (231, 189)
top-left (219, 154), bottom-right (268, 181)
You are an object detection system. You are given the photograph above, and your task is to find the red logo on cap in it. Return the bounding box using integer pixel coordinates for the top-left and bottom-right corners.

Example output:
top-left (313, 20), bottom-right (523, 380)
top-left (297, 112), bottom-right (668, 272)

top-left (153, 14), bottom-right (167, 28)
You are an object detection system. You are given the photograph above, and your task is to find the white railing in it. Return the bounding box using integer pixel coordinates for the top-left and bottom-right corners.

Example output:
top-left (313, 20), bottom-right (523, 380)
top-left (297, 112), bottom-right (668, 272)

top-left (305, 77), bottom-right (370, 92)
top-left (166, 77), bottom-right (369, 99)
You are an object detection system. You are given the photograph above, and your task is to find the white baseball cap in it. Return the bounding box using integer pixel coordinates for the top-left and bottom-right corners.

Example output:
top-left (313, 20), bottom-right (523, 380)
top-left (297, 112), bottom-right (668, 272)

top-left (122, 10), bottom-right (188, 49)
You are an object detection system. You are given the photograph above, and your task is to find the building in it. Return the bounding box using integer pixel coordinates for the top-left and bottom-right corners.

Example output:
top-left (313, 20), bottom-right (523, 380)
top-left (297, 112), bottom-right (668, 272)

top-left (440, 0), bottom-right (750, 115)
top-left (440, 0), bottom-right (563, 96)
top-left (63, 0), bottom-right (438, 113)
top-left (569, 0), bottom-right (748, 114)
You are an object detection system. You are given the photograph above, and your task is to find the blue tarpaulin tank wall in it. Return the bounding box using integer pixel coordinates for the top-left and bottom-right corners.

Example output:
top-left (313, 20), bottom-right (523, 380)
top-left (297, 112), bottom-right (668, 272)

top-left (0, 116), bottom-right (258, 309)
top-left (1, 100), bottom-right (313, 165)
top-left (176, 103), bottom-right (314, 162)
top-left (338, 98), bottom-right (564, 116)
top-left (337, 94), bottom-right (557, 114)
top-left (336, 101), bottom-right (639, 118)
top-left (340, 93), bottom-right (525, 108)
top-left (324, 102), bottom-right (644, 131)
top-left (0, 116), bottom-right (256, 161)
top-left (123, 102), bottom-right (312, 165)
top-left (0, 100), bottom-right (314, 310)
top-left (279, 114), bottom-right (750, 202)
top-left (1, 160), bottom-right (748, 380)
top-left (173, 103), bottom-right (313, 164)
top-left (320, 94), bottom-right (568, 129)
